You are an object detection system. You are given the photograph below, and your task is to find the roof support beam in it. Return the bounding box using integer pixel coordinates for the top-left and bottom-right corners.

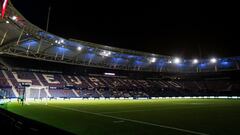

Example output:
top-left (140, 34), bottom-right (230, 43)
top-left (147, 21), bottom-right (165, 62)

top-left (0, 31), bottom-right (8, 47)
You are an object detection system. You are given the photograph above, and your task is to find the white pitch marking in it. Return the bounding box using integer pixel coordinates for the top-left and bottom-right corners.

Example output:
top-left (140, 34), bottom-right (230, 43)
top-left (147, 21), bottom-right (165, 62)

top-left (113, 120), bottom-right (125, 123)
top-left (50, 105), bottom-right (209, 135)
top-left (102, 109), bottom-right (157, 114)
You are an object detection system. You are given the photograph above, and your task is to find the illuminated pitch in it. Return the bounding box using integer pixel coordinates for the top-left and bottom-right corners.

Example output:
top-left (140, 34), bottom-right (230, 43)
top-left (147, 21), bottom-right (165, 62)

top-left (6, 99), bottom-right (240, 135)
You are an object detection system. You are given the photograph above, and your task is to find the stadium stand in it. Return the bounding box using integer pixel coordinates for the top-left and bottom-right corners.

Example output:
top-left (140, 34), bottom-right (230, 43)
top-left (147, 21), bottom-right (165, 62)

top-left (0, 63), bottom-right (240, 99)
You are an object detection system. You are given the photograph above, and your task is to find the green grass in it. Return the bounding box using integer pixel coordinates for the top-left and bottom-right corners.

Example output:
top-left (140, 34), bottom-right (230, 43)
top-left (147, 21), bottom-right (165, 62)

top-left (6, 99), bottom-right (240, 135)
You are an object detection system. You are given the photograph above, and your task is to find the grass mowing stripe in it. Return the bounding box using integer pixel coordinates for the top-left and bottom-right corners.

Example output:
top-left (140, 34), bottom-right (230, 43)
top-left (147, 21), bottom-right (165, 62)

top-left (49, 105), bottom-right (209, 135)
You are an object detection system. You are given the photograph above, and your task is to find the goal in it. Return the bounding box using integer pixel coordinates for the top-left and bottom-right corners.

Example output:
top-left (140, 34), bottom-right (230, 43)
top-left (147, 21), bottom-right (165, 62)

top-left (25, 86), bottom-right (49, 102)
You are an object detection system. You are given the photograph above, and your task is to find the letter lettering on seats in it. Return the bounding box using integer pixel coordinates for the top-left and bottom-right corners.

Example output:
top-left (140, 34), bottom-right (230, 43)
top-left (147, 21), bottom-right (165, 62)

top-left (12, 72), bottom-right (32, 83)
top-left (67, 76), bottom-right (82, 85)
top-left (42, 74), bottom-right (60, 84)
top-left (89, 77), bottom-right (104, 86)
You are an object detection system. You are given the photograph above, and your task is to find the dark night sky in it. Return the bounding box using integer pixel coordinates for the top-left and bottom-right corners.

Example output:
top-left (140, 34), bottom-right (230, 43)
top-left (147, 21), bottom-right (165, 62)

top-left (11, 0), bottom-right (240, 58)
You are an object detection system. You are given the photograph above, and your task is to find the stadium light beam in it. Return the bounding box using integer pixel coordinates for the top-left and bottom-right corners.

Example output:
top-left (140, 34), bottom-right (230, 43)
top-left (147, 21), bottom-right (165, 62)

top-left (193, 59), bottom-right (199, 64)
top-left (11, 16), bottom-right (17, 21)
top-left (60, 39), bottom-right (64, 44)
top-left (104, 73), bottom-right (115, 76)
top-left (210, 58), bottom-right (217, 64)
top-left (173, 57), bottom-right (181, 64)
top-left (100, 50), bottom-right (111, 57)
top-left (150, 57), bottom-right (157, 63)
top-left (77, 46), bottom-right (82, 51)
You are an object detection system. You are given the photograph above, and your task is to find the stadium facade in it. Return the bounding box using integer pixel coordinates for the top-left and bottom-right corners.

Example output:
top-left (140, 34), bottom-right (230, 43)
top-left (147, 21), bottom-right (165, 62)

top-left (0, 1), bottom-right (240, 99)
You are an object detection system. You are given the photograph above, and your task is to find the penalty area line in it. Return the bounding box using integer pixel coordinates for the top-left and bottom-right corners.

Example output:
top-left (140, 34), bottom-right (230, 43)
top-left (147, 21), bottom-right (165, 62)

top-left (49, 105), bottom-right (209, 135)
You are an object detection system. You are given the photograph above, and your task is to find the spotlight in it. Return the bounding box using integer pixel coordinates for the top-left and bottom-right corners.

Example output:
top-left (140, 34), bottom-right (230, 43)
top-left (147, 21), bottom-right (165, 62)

top-left (11, 16), bottom-right (17, 21)
top-left (77, 46), bottom-right (82, 51)
top-left (173, 57), bottom-right (181, 64)
top-left (100, 50), bottom-right (111, 57)
top-left (150, 57), bottom-right (157, 63)
top-left (60, 39), bottom-right (64, 44)
top-left (210, 58), bottom-right (217, 63)
top-left (193, 59), bottom-right (199, 64)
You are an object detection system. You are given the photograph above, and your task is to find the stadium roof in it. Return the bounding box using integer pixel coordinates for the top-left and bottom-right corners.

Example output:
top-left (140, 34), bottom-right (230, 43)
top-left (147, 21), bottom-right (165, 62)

top-left (0, 1), bottom-right (239, 73)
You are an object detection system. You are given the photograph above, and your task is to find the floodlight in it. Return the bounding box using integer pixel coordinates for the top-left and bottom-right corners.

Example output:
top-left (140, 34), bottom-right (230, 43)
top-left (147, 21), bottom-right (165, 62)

top-left (210, 58), bottom-right (217, 63)
top-left (150, 57), bottom-right (157, 63)
top-left (60, 39), bottom-right (64, 43)
top-left (100, 50), bottom-right (111, 57)
top-left (173, 57), bottom-right (181, 64)
top-left (104, 73), bottom-right (115, 76)
top-left (193, 59), bottom-right (199, 64)
top-left (11, 16), bottom-right (17, 21)
top-left (77, 46), bottom-right (82, 51)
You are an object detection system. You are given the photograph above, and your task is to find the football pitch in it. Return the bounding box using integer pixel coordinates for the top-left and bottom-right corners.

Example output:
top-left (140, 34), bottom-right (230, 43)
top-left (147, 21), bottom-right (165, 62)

top-left (5, 99), bottom-right (240, 135)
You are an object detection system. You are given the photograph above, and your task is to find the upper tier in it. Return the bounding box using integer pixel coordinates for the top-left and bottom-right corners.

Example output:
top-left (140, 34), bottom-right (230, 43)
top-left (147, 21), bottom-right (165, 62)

top-left (0, 1), bottom-right (239, 73)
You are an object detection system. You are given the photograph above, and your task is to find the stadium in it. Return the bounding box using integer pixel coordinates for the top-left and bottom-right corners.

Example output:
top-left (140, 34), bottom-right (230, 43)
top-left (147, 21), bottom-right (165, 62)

top-left (0, 1), bottom-right (240, 135)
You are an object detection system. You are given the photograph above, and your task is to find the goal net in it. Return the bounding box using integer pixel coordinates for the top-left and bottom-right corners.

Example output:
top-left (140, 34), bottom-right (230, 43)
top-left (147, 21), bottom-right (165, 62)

top-left (25, 86), bottom-right (49, 103)
top-left (0, 88), bottom-right (10, 108)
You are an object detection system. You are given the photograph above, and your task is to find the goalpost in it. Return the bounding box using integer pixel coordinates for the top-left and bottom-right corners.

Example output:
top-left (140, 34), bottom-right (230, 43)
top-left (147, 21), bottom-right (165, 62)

top-left (25, 86), bottom-right (49, 104)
